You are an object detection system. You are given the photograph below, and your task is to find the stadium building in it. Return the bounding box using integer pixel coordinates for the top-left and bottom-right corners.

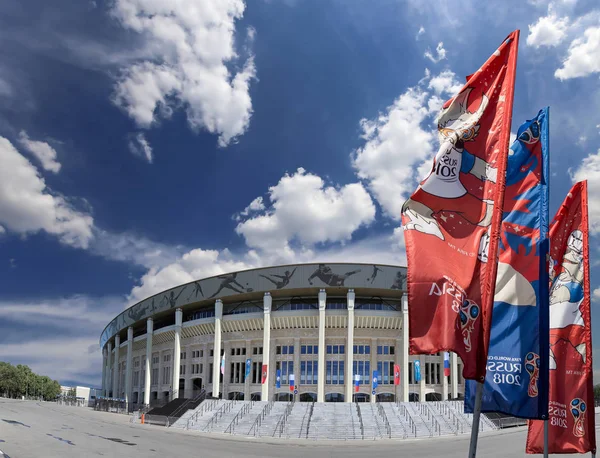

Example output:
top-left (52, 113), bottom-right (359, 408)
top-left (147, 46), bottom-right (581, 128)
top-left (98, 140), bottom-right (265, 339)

top-left (100, 263), bottom-right (466, 408)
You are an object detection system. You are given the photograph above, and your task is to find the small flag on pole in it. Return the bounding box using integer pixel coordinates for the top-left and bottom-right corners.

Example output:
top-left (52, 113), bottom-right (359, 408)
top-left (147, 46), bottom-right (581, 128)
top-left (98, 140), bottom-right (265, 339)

top-left (289, 374), bottom-right (295, 392)
top-left (394, 364), bottom-right (400, 386)
top-left (354, 374), bottom-right (360, 393)
top-left (261, 364), bottom-right (268, 384)
top-left (276, 369), bottom-right (281, 389)
top-left (372, 370), bottom-right (378, 390)
top-left (245, 358), bottom-right (251, 378)
top-left (444, 352), bottom-right (450, 377)
top-left (220, 354), bottom-right (225, 375)
top-left (414, 360), bottom-right (421, 383)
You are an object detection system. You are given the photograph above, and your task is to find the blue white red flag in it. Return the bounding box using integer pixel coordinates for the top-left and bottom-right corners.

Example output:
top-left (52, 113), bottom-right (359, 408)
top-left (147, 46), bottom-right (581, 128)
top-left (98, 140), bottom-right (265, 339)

top-left (414, 360), bottom-right (421, 383)
top-left (444, 352), bottom-right (451, 377)
top-left (401, 31), bottom-right (520, 381)
top-left (289, 374), bottom-right (295, 392)
top-left (221, 354), bottom-right (225, 375)
top-left (465, 108), bottom-right (550, 419)
top-left (354, 374), bottom-right (360, 393)
top-left (276, 369), bottom-right (281, 389)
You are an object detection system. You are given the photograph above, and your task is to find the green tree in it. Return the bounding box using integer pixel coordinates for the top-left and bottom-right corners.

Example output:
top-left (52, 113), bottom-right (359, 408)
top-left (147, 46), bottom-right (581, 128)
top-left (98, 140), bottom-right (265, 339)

top-left (0, 361), bottom-right (63, 401)
top-left (593, 384), bottom-right (600, 405)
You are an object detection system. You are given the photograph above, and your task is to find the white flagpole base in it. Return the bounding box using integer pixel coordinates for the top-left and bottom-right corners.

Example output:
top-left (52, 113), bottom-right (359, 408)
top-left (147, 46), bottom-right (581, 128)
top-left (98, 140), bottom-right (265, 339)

top-left (468, 381), bottom-right (484, 458)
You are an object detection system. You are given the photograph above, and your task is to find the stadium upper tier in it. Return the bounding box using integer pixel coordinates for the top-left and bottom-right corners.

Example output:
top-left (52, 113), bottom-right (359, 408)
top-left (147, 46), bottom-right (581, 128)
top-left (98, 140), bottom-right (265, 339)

top-left (100, 263), bottom-right (407, 349)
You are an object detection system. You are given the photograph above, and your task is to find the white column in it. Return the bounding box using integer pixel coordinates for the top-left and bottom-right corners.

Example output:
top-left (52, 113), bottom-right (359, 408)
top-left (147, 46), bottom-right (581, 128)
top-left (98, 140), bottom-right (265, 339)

top-left (451, 352), bottom-right (458, 399)
top-left (244, 341), bottom-right (252, 401)
top-left (345, 289), bottom-right (355, 403)
top-left (172, 308), bottom-right (183, 399)
top-left (212, 299), bottom-right (223, 398)
top-left (107, 341), bottom-right (113, 396)
top-left (442, 354), bottom-right (449, 401)
top-left (401, 295), bottom-right (409, 402)
top-left (144, 318), bottom-right (153, 406)
top-left (261, 293), bottom-right (272, 401)
top-left (113, 334), bottom-right (121, 398)
top-left (370, 337), bottom-right (377, 404)
top-left (125, 327), bottom-right (133, 408)
top-left (317, 289), bottom-right (326, 403)
top-left (293, 337), bottom-right (301, 401)
top-left (101, 348), bottom-right (107, 397)
top-left (419, 355), bottom-right (426, 402)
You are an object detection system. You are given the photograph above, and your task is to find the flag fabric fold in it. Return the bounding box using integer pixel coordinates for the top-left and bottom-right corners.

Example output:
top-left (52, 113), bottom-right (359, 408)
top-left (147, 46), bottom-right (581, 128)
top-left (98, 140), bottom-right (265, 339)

top-left (465, 108), bottom-right (550, 419)
top-left (276, 369), bottom-right (281, 389)
top-left (527, 181), bottom-right (596, 454)
top-left (414, 360), bottom-right (421, 383)
top-left (289, 374), bottom-right (295, 392)
top-left (401, 30), bottom-right (520, 382)
top-left (354, 374), bottom-right (360, 393)
top-left (220, 354), bottom-right (225, 375)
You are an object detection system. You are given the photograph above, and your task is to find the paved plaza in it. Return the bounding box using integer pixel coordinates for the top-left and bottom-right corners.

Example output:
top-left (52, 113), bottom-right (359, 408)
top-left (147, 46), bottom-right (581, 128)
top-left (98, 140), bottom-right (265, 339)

top-left (3, 399), bottom-right (596, 457)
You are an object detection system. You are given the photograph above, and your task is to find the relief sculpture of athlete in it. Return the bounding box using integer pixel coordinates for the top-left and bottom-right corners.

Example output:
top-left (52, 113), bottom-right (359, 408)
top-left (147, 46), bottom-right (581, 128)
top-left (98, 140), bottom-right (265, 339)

top-left (402, 87), bottom-right (497, 243)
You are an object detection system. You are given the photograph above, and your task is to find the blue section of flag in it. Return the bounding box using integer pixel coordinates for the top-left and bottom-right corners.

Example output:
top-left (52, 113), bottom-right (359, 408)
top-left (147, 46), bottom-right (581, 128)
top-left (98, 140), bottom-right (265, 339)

top-left (245, 358), bottom-right (251, 378)
top-left (414, 360), bottom-right (421, 383)
top-left (372, 370), bottom-right (378, 390)
top-left (465, 108), bottom-right (550, 419)
top-left (276, 369), bottom-right (281, 389)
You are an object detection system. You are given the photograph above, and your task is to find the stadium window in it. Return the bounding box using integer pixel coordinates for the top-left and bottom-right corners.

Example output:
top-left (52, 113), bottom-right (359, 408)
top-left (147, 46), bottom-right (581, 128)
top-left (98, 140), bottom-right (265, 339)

top-left (210, 349), bottom-right (214, 357)
top-left (301, 345), bottom-right (307, 354)
top-left (242, 348), bottom-right (246, 355)
top-left (340, 345), bottom-right (345, 354)
top-left (289, 345), bottom-right (294, 355)
top-left (231, 348), bottom-right (235, 356)
top-left (390, 346), bottom-right (395, 355)
top-left (327, 345), bottom-right (332, 354)
top-left (282, 346), bottom-right (288, 355)
top-left (209, 364), bottom-right (213, 383)
top-left (365, 345), bottom-right (370, 354)
top-left (276, 346), bottom-right (281, 355)
top-left (377, 346), bottom-right (382, 355)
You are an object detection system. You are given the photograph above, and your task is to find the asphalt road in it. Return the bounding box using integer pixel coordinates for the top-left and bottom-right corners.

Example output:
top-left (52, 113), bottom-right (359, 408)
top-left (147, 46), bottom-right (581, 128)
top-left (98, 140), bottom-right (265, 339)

top-left (0, 398), bottom-right (596, 457)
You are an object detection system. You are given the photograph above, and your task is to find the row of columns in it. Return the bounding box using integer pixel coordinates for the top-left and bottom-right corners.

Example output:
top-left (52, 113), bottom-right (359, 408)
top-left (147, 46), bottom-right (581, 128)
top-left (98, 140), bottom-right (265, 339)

top-left (102, 290), bottom-right (460, 405)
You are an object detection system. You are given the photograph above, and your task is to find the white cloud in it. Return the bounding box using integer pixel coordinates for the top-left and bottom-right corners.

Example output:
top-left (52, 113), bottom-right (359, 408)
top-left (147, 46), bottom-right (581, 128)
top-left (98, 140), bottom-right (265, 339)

top-left (527, 13), bottom-right (570, 48)
top-left (424, 42), bottom-right (447, 63)
top-left (555, 26), bottom-right (600, 79)
top-left (0, 295), bottom-right (123, 386)
top-left (0, 137), bottom-right (93, 248)
top-left (416, 26), bottom-right (425, 40)
top-left (0, 76), bottom-right (11, 97)
top-left (128, 132), bottom-right (153, 163)
top-left (17, 130), bottom-right (61, 173)
top-left (352, 70), bottom-right (462, 219)
top-left (89, 229), bottom-right (187, 269)
top-left (128, 248), bottom-right (253, 305)
top-left (570, 149), bottom-right (600, 235)
top-left (111, 0), bottom-right (256, 147)
top-left (234, 196), bottom-right (266, 221)
top-left (428, 70), bottom-right (462, 96)
top-left (235, 168), bottom-right (376, 258)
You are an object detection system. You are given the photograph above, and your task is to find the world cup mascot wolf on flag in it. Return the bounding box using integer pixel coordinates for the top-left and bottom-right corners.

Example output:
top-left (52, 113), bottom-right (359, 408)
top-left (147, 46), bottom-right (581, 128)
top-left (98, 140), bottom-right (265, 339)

top-left (401, 31), bottom-right (519, 381)
top-left (527, 181), bottom-right (595, 454)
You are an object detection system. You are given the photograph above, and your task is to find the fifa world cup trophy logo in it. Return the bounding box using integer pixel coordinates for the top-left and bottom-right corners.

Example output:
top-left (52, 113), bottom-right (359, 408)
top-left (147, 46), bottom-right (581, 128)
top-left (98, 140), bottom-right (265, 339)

top-left (570, 398), bottom-right (586, 438)
top-left (459, 299), bottom-right (480, 352)
top-left (524, 352), bottom-right (540, 397)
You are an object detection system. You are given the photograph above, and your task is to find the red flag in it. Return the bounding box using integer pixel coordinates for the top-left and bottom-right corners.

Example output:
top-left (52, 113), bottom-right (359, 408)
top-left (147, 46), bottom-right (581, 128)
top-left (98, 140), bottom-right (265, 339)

top-left (261, 364), bottom-right (268, 384)
top-left (394, 365), bottom-right (400, 386)
top-left (401, 31), bottom-right (519, 381)
top-left (527, 181), bottom-right (595, 454)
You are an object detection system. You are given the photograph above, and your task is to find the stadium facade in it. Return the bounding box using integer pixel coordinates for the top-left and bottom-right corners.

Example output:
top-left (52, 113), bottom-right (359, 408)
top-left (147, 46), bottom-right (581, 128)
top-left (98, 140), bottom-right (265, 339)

top-left (100, 263), bottom-right (466, 407)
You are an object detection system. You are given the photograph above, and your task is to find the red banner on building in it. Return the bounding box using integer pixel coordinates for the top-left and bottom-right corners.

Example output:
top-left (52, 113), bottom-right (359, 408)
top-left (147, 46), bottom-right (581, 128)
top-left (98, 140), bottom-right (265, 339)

top-left (527, 181), bottom-right (595, 454)
top-left (261, 364), bottom-right (268, 385)
top-left (394, 364), bottom-right (400, 386)
top-left (401, 31), bottom-right (519, 381)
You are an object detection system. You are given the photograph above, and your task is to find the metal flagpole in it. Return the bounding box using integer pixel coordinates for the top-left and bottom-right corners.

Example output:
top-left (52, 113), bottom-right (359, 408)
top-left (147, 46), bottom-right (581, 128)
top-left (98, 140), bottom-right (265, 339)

top-left (543, 418), bottom-right (549, 457)
top-left (468, 381), bottom-right (484, 458)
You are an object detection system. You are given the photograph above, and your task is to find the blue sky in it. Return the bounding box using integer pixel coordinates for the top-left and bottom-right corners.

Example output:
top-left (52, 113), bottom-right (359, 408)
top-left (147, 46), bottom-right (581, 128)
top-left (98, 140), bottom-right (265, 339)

top-left (0, 0), bottom-right (599, 387)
